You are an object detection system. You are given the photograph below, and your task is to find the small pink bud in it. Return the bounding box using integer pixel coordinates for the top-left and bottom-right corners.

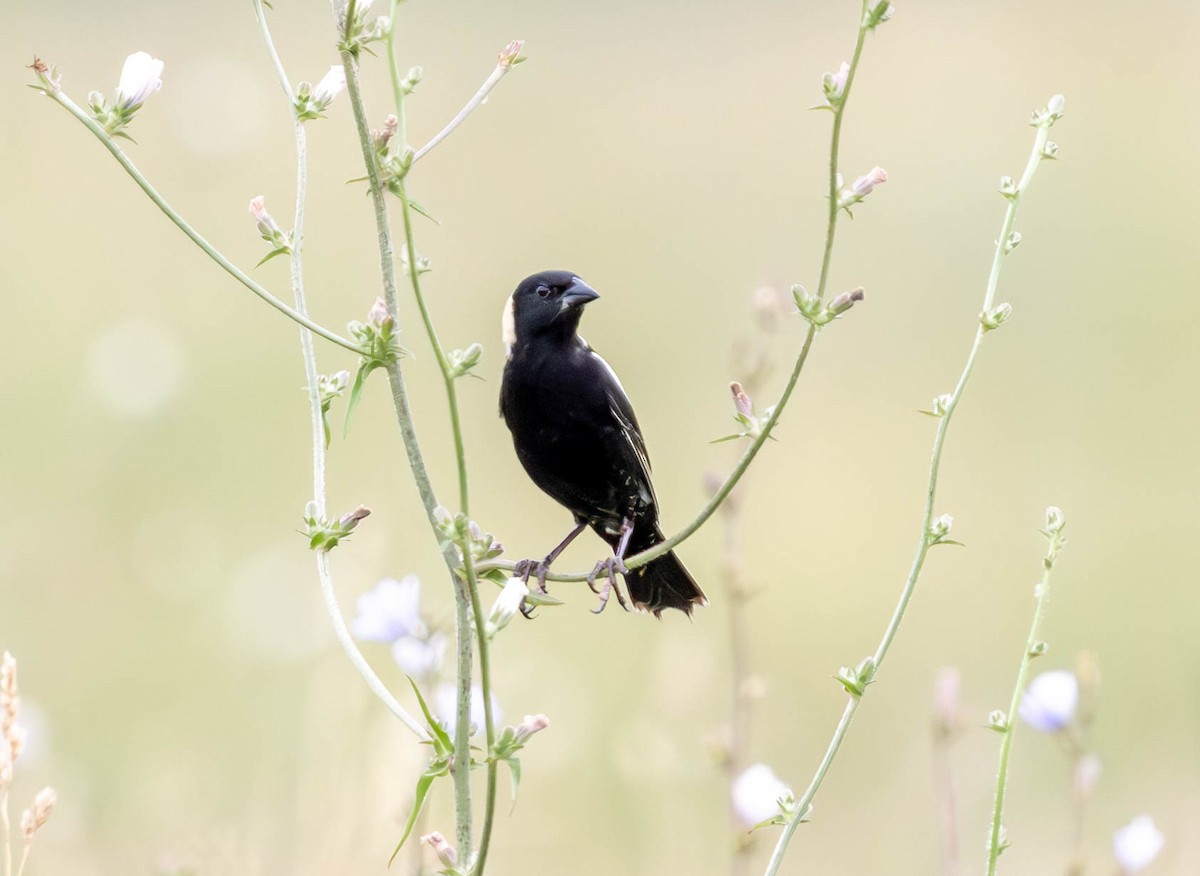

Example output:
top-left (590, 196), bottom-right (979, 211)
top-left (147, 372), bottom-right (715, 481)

top-left (850, 166), bottom-right (888, 197)
top-left (368, 296), bottom-right (392, 328)
top-left (497, 39), bottom-right (525, 69)
top-left (420, 831), bottom-right (457, 867)
top-left (513, 713), bottom-right (550, 744)
top-left (730, 381), bottom-right (753, 417)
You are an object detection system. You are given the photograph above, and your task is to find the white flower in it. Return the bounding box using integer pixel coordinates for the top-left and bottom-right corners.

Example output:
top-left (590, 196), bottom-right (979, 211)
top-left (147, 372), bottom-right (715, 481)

top-left (116, 52), bottom-right (164, 109)
top-left (731, 763), bottom-right (791, 827)
top-left (850, 166), bottom-right (888, 197)
top-left (435, 683), bottom-right (501, 737)
top-left (392, 631), bottom-right (446, 679)
top-left (351, 576), bottom-right (422, 642)
top-left (487, 577), bottom-right (528, 635)
top-left (1113, 815), bottom-right (1164, 873)
top-left (512, 713), bottom-right (550, 745)
top-left (1018, 670), bottom-right (1077, 732)
top-left (420, 831), bottom-right (456, 868)
top-left (312, 65), bottom-right (346, 104)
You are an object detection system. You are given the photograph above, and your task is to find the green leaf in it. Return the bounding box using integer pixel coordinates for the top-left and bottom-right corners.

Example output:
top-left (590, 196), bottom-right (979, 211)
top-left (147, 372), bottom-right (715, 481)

top-left (507, 756), bottom-right (521, 804)
top-left (407, 198), bottom-right (442, 226)
top-left (343, 361), bottom-right (377, 439)
top-left (388, 772), bottom-right (435, 865)
top-left (522, 590), bottom-right (564, 608)
top-left (255, 247), bottom-right (291, 268)
top-left (407, 677), bottom-right (453, 752)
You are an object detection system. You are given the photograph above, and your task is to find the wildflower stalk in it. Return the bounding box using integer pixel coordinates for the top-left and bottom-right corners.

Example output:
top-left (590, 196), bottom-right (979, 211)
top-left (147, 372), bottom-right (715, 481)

top-left (986, 512), bottom-right (1068, 874)
top-left (381, 10), bottom-right (504, 864)
top-left (763, 91), bottom-right (1063, 876)
top-left (253, 0), bottom-right (428, 741)
top-left (335, 1), bottom-right (486, 854)
top-left (35, 83), bottom-right (362, 355)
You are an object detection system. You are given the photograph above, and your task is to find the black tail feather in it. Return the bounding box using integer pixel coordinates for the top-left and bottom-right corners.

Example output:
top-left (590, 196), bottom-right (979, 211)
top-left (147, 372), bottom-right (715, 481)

top-left (626, 541), bottom-right (706, 617)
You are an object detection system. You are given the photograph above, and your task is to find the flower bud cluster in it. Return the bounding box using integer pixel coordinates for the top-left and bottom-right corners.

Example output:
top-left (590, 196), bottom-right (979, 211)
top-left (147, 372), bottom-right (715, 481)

top-left (348, 297), bottom-right (402, 366)
top-left (491, 713), bottom-right (550, 761)
top-left (303, 501), bottom-right (370, 551)
top-left (836, 167), bottom-right (888, 211)
top-left (317, 370), bottom-right (351, 448)
top-left (927, 512), bottom-right (956, 546)
top-left (793, 284), bottom-right (865, 328)
top-left (248, 195), bottom-right (293, 265)
top-left (836, 656), bottom-right (876, 698)
top-left (820, 62), bottom-right (850, 109)
top-left (863, 0), bottom-right (895, 29)
top-left (89, 51), bottom-right (164, 137)
top-left (294, 66), bottom-right (347, 122)
top-left (497, 40), bottom-right (527, 70)
top-left (339, 0), bottom-right (391, 57)
top-left (447, 343), bottom-right (483, 379)
top-left (979, 302), bottom-right (1013, 332)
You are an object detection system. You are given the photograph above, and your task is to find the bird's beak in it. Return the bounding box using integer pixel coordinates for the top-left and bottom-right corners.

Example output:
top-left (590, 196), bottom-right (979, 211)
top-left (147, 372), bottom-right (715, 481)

top-left (560, 277), bottom-right (600, 309)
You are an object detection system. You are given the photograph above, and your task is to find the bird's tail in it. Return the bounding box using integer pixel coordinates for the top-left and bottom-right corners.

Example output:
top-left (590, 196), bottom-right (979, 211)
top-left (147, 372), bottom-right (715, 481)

top-left (624, 527), bottom-right (707, 617)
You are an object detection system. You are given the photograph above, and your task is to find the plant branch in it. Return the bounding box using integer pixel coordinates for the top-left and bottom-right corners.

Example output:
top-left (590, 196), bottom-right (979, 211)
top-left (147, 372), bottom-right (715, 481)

top-left (36, 84), bottom-right (363, 355)
top-left (987, 516), bottom-right (1068, 874)
top-left (383, 18), bottom-right (509, 867)
top-left (412, 54), bottom-right (521, 164)
top-left (253, 0), bottom-right (428, 740)
top-left (763, 94), bottom-right (1063, 874)
top-left (336, 5), bottom-right (479, 851)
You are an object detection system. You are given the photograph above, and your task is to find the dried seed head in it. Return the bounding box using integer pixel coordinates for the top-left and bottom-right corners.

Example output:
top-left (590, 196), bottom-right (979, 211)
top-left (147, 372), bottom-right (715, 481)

top-left (21, 786), bottom-right (57, 841)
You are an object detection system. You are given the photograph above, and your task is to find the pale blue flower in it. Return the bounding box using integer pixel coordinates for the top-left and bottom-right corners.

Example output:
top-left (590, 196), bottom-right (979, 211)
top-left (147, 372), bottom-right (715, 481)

top-left (1018, 670), bottom-right (1077, 732)
top-left (1113, 816), bottom-right (1164, 873)
top-left (351, 575), bottom-right (422, 642)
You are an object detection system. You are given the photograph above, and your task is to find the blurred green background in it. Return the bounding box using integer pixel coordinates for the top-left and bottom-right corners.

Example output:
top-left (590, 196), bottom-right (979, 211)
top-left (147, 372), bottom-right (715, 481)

top-left (4, 1), bottom-right (1199, 873)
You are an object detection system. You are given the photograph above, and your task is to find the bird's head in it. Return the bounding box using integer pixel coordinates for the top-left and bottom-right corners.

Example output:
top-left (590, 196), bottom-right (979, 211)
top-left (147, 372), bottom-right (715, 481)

top-left (503, 270), bottom-right (600, 356)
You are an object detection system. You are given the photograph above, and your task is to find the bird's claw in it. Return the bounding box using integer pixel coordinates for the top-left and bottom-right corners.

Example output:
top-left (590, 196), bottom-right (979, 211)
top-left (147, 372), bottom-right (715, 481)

top-left (513, 557), bottom-right (552, 594)
top-left (587, 556), bottom-right (630, 614)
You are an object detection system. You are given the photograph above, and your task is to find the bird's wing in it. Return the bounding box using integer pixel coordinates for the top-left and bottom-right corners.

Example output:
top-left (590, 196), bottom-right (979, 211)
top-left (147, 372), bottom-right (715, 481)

top-left (587, 348), bottom-right (658, 508)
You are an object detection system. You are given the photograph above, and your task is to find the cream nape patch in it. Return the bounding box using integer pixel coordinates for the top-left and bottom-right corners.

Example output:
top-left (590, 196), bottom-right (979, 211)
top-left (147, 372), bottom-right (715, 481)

top-left (501, 293), bottom-right (517, 357)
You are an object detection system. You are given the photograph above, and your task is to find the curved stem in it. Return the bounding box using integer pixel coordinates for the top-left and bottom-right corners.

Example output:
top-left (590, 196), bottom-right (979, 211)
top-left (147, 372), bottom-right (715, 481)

top-left (763, 98), bottom-right (1060, 876)
top-left (987, 526), bottom-right (1067, 874)
top-left (38, 86), bottom-right (363, 355)
top-left (254, 0), bottom-right (427, 739)
top-left (385, 15), bottom-right (502, 866)
top-left (413, 62), bottom-right (514, 164)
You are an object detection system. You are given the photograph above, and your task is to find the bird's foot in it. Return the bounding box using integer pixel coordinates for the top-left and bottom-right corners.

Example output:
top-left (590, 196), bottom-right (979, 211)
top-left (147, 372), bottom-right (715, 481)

top-left (512, 557), bottom-right (555, 618)
top-left (587, 556), bottom-right (630, 614)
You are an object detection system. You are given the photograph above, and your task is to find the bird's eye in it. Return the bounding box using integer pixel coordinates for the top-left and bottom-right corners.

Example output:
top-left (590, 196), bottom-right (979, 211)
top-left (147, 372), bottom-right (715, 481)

top-left (536, 285), bottom-right (551, 299)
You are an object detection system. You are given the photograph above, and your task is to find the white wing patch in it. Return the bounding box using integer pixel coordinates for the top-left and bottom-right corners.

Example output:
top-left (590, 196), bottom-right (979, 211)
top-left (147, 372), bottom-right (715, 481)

top-left (501, 294), bottom-right (516, 359)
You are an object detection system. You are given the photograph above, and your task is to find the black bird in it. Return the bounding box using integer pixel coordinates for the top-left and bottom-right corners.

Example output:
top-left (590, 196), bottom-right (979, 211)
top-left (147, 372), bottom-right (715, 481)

top-left (499, 270), bottom-right (707, 617)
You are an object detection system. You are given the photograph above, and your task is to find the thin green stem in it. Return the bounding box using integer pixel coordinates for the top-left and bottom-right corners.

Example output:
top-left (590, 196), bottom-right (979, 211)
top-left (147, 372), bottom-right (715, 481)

top-left (763, 104), bottom-right (1061, 875)
top-left (254, 0), bottom-right (427, 740)
top-left (987, 523), bottom-right (1067, 874)
top-left (37, 85), bottom-right (362, 355)
top-left (384, 15), bottom-right (502, 866)
top-left (459, 538), bottom-right (498, 874)
top-left (412, 62), bottom-right (513, 164)
top-left (816, 10), bottom-right (869, 301)
top-left (337, 7), bottom-right (476, 851)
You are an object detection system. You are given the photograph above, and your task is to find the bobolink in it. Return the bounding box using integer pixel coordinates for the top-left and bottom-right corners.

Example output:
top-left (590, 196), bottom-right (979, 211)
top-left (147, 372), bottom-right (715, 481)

top-left (499, 270), bottom-right (707, 617)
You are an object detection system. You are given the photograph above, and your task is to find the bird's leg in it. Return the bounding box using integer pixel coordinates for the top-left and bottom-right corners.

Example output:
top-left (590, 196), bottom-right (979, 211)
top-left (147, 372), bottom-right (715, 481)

top-left (588, 518), bottom-right (634, 614)
top-left (514, 521), bottom-right (587, 595)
